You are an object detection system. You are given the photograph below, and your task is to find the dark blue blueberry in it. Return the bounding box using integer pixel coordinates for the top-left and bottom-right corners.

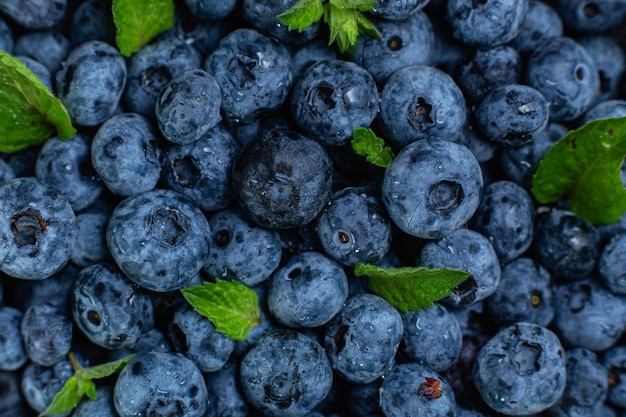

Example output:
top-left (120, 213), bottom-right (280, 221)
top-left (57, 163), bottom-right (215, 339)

top-left (160, 124), bottom-right (241, 212)
top-left (55, 40), bottom-right (127, 127)
top-left (419, 228), bottom-right (501, 307)
top-left (548, 348), bottom-right (609, 417)
top-left (69, 0), bottom-right (116, 46)
top-left (324, 293), bottom-right (403, 384)
top-left (204, 28), bottom-right (292, 124)
top-left (401, 303), bottom-right (463, 372)
top-left (0, 158), bottom-right (16, 186)
top-left (204, 360), bottom-right (249, 417)
top-left (0, 0), bottom-right (66, 29)
top-left (470, 180), bottom-right (535, 263)
top-left (380, 362), bottom-right (457, 417)
top-left (555, 0), bottom-right (626, 33)
top-left (0, 16), bottom-right (14, 53)
top-left (242, 0), bottom-right (320, 45)
top-left (350, 12), bottom-right (434, 85)
top-left (20, 357), bottom-right (73, 416)
top-left (240, 329), bottom-right (333, 417)
top-left (371, 0), bottom-right (430, 19)
top-left (17, 56), bottom-right (53, 92)
top-left (14, 31), bottom-right (70, 74)
top-left (581, 99), bottom-right (626, 126)
top-left (600, 233), bottom-right (626, 295)
top-left (446, 0), bottom-right (528, 47)
top-left (382, 139), bottom-right (483, 239)
top-left (472, 322), bottom-right (566, 415)
top-left (456, 45), bottom-right (522, 106)
top-left (72, 263), bottom-right (154, 349)
top-left (91, 113), bottom-right (162, 196)
top-left (267, 251), bottom-right (349, 328)
top-left (290, 59), bottom-right (379, 147)
top-left (532, 209), bottom-right (600, 281)
top-left (602, 345), bottom-right (626, 408)
top-left (507, 0), bottom-right (563, 55)
top-left (485, 257), bottom-right (554, 327)
top-left (0, 177), bottom-right (77, 280)
top-left (72, 385), bottom-right (117, 417)
top-left (474, 83), bottom-right (550, 146)
top-left (497, 122), bottom-right (567, 190)
top-left (106, 189), bottom-right (211, 292)
top-left (0, 371), bottom-right (27, 417)
top-left (379, 65), bottom-right (466, 148)
top-left (0, 307), bottom-right (27, 371)
top-left (35, 134), bottom-right (103, 212)
top-left (185, 0), bottom-right (237, 20)
top-left (71, 211), bottom-right (112, 268)
top-left (204, 207), bottom-right (282, 286)
top-left (579, 35), bottom-right (625, 104)
top-left (231, 128), bottom-right (333, 229)
top-left (114, 352), bottom-right (208, 417)
top-left (124, 37), bottom-right (201, 118)
top-left (290, 39), bottom-right (339, 85)
top-left (107, 328), bottom-right (172, 362)
top-left (454, 116), bottom-right (499, 163)
top-left (316, 187), bottom-right (391, 267)
top-left (552, 278), bottom-right (626, 352)
top-left (7, 263), bottom-right (78, 313)
top-left (155, 69), bottom-right (222, 145)
top-left (526, 36), bottom-right (600, 121)
top-left (21, 303), bottom-right (72, 366)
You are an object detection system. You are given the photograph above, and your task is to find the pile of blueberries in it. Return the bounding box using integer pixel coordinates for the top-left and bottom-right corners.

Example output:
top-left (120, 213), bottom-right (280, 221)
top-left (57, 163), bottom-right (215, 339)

top-left (2, 0), bottom-right (626, 416)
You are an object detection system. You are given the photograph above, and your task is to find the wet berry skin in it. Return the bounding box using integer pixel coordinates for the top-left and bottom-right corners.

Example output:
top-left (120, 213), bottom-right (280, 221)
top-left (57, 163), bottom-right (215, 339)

top-left (20, 303), bottom-right (72, 366)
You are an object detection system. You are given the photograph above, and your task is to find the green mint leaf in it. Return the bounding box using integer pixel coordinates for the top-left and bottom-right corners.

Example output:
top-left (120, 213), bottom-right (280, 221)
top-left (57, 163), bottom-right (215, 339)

top-left (277, 0), bottom-right (325, 32)
top-left (39, 353), bottom-right (135, 416)
top-left (0, 51), bottom-right (76, 153)
top-left (531, 116), bottom-right (626, 224)
top-left (330, 0), bottom-right (376, 12)
top-left (112, 0), bottom-right (175, 57)
top-left (324, 3), bottom-right (379, 53)
top-left (351, 127), bottom-right (394, 167)
top-left (181, 279), bottom-right (262, 341)
top-left (354, 264), bottom-right (471, 313)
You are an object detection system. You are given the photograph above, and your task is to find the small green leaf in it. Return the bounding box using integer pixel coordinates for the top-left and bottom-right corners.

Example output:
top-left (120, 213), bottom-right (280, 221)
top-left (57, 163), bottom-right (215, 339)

top-left (277, 0), bottom-right (325, 32)
top-left (181, 280), bottom-right (262, 341)
top-left (531, 116), bottom-right (626, 224)
top-left (112, 0), bottom-right (175, 56)
top-left (80, 354), bottom-right (137, 380)
top-left (330, 0), bottom-right (376, 11)
top-left (354, 264), bottom-right (471, 313)
top-left (0, 51), bottom-right (76, 153)
top-left (39, 376), bottom-right (81, 416)
top-left (351, 127), bottom-right (394, 167)
top-left (323, 3), bottom-right (379, 53)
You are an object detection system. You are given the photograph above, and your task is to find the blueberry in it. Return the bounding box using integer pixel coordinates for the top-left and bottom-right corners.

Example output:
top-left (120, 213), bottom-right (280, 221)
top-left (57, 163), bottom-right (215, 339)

top-left (14, 31), bottom-right (70, 74)
top-left (240, 329), bottom-right (333, 417)
top-left (168, 304), bottom-right (234, 373)
top-left (231, 128), bottom-right (333, 229)
top-left (21, 303), bottom-right (72, 366)
top-left (290, 39), bottom-right (339, 85)
top-left (474, 84), bottom-right (550, 146)
top-left (72, 263), bottom-right (154, 350)
top-left (548, 348), bottom-right (609, 417)
top-left (106, 189), bottom-right (211, 292)
top-left (599, 233), bottom-right (626, 295)
top-left (526, 36), bottom-right (600, 121)
top-left (602, 345), bottom-right (626, 408)
top-left (379, 65), bottom-right (466, 148)
top-left (35, 134), bottom-right (103, 212)
top-left (17, 56), bottom-right (53, 92)
top-left (581, 99), bottom-right (626, 126)
top-left (0, 158), bottom-right (16, 187)
top-left (185, 0), bottom-right (237, 20)
top-left (91, 113), bottom-right (162, 196)
top-left (484, 257), bottom-right (554, 327)
top-left (160, 124), bottom-right (242, 212)
top-left (7, 263), bottom-right (78, 313)
top-left (155, 69), bottom-right (222, 145)
top-left (555, 0), bottom-right (626, 33)
top-left (324, 293), bottom-right (403, 384)
top-left (0, 307), bottom-right (27, 371)
top-left (470, 180), bottom-right (535, 263)
top-left (371, 0), bottom-right (430, 19)
top-left (419, 228), bottom-right (501, 306)
top-left (0, 0), bottom-right (66, 30)
top-left (382, 139), bottom-right (483, 239)
top-left (579, 35), bottom-right (626, 104)
top-left (123, 37), bottom-right (201, 118)
top-left (69, 0), bottom-right (117, 46)
top-left (72, 385), bottom-right (117, 417)
top-left (70, 211), bottom-right (112, 268)
top-left (0, 371), bottom-right (27, 417)
top-left (204, 360), bottom-right (248, 417)
top-left (507, 0), bottom-right (563, 55)
top-left (552, 278), bottom-right (626, 352)
top-left (0, 16), bottom-right (14, 53)
top-left (114, 352), bottom-right (208, 417)
top-left (315, 187), bottom-right (392, 267)
top-left (350, 12), bottom-right (434, 85)
top-left (472, 322), bottom-right (566, 415)
top-left (242, 0), bottom-right (320, 45)
top-left (21, 357), bottom-right (73, 416)
top-left (290, 59), bottom-right (379, 147)
top-left (380, 362), bottom-right (458, 417)
top-left (401, 303), bottom-right (463, 372)
top-left (204, 28), bottom-right (292, 124)
top-left (204, 207), bottom-right (282, 286)
top-left (446, 0), bottom-right (528, 47)
top-left (55, 40), bottom-right (127, 127)
top-left (0, 177), bottom-right (77, 280)
top-left (532, 209), bottom-right (600, 281)
top-left (267, 251), bottom-right (349, 328)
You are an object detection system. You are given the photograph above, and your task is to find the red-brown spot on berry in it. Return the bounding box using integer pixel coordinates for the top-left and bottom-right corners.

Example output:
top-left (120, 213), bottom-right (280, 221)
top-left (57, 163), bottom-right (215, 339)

top-left (419, 377), bottom-right (443, 399)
